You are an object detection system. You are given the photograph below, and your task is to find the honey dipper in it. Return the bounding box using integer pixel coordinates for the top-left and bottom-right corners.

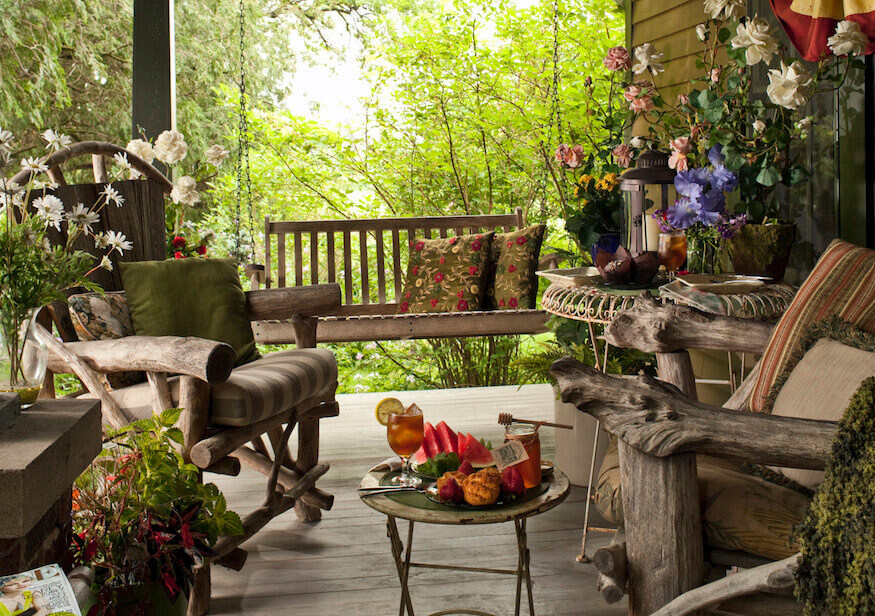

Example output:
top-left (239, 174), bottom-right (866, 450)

top-left (497, 413), bottom-right (572, 430)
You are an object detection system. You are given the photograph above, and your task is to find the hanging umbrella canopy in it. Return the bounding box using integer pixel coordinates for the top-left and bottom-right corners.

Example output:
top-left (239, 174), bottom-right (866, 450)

top-left (770, 0), bottom-right (875, 61)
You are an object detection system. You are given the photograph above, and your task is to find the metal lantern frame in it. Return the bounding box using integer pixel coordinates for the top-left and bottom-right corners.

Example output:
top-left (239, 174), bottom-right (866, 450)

top-left (618, 149), bottom-right (677, 254)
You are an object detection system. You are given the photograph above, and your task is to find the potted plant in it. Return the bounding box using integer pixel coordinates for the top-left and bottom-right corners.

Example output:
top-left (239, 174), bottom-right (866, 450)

top-left (627, 2), bottom-right (868, 280)
top-left (72, 408), bottom-right (243, 616)
top-left (0, 129), bottom-right (133, 404)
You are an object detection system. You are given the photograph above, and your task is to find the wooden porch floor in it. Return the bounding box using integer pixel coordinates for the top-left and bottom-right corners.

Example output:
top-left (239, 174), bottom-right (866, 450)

top-left (209, 385), bottom-right (626, 615)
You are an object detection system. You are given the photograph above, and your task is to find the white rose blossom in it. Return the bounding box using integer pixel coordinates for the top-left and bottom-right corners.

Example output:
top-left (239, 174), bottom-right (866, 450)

top-left (704, 0), bottom-right (745, 21)
top-left (32, 195), bottom-right (64, 230)
top-left (154, 130), bottom-right (188, 164)
top-left (827, 20), bottom-right (868, 56)
top-left (629, 136), bottom-right (646, 149)
top-left (66, 203), bottom-right (100, 233)
top-left (170, 176), bottom-right (200, 205)
top-left (753, 119), bottom-right (766, 133)
top-left (204, 144), bottom-right (229, 166)
top-left (125, 139), bottom-right (155, 178)
top-left (41, 129), bottom-right (72, 152)
top-left (101, 184), bottom-right (125, 207)
top-left (766, 61), bottom-right (812, 110)
top-left (731, 17), bottom-right (778, 66)
top-left (695, 24), bottom-right (708, 41)
top-left (632, 43), bottom-right (665, 75)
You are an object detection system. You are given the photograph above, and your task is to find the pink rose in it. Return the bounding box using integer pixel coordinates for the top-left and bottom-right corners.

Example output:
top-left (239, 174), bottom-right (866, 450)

top-left (399, 302), bottom-right (409, 313)
top-left (469, 266), bottom-right (479, 275)
top-left (669, 137), bottom-right (693, 154)
top-left (668, 152), bottom-right (689, 170)
top-left (565, 145), bottom-right (584, 169)
top-left (629, 95), bottom-right (654, 113)
top-left (554, 144), bottom-right (570, 162)
top-left (603, 46), bottom-right (631, 72)
top-left (612, 143), bottom-right (633, 168)
top-left (623, 85), bottom-right (642, 101)
top-left (711, 67), bottom-right (721, 83)
top-left (457, 300), bottom-right (468, 311)
top-left (434, 272), bottom-right (444, 282)
top-left (678, 93), bottom-right (690, 106)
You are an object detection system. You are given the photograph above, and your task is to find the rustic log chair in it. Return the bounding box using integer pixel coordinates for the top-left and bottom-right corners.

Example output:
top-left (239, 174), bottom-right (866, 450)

top-left (550, 239), bottom-right (875, 615)
top-left (249, 209), bottom-right (551, 346)
top-left (16, 143), bottom-right (342, 616)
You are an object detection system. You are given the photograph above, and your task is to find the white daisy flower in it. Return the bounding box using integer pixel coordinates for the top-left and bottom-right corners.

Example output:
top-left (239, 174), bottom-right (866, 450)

top-left (100, 184), bottom-right (125, 207)
top-left (33, 180), bottom-right (59, 191)
top-left (104, 230), bottom-right (133, 253)
top-left (20, 157), bottom-right (49, 174)
top-left (94, 232), bottom-right (109, 249)
top-left (33, 195), bottom-right (64, 230)
top-left (66, 203), bottom-right (100, 233)
top-left (99, 255), bottom-right (113, 271)
top-left (42, 129), bottom-right (72, 152)
top-left (113, 152), bottom-right (132, 170)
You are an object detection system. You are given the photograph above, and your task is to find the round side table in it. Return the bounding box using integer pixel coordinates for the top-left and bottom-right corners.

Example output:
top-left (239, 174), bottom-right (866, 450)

top-left (358, 470), bottom-right (571, 616)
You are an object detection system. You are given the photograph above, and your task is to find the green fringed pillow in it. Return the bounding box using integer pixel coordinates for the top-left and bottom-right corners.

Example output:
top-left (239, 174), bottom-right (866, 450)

top-left (121, 258), bottom-right (259, 366)
top-left (398, 233), bottom-right (494, 314)
top-left (485, 224), bottom-right (545, 310)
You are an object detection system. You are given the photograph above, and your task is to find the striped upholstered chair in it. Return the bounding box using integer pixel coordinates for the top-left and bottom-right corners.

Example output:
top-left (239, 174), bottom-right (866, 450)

top-left (552, 239), bottom-right (875, 615)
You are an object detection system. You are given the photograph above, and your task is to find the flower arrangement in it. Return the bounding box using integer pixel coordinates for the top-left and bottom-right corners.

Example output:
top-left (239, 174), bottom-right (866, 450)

top-left (123, 130), bottom-right (229, 260)
top-left (628, 0), bottom-right (869, 221)
top-left (0, 129), bottom-right (133, 401)
top-left (72, 408), bottom-right (242, 614)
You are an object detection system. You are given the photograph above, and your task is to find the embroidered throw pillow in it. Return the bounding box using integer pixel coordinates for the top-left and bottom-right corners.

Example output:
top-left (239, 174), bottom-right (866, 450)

top-left (398, 233), bottom-right (494, 314)
top-left (486, 224), bottom-right (546, 310)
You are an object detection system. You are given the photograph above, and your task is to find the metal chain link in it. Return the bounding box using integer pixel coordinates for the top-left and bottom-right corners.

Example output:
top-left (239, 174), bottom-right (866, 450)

top-left (539, 0), bottom-right (564, 217)
top-left (235, 0), bottom-right (255, 262)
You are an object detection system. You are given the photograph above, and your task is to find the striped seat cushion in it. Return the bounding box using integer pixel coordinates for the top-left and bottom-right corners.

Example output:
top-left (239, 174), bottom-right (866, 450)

top-left (86, 348), bottom-right (337, 427)
top-left (750, 240), bottom-right (875, 412)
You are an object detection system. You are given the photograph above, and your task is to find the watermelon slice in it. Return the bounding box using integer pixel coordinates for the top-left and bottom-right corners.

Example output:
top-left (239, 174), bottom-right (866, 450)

top-left (413, 443), bottom-right (428, 464)
top-left (422, 422), bottom-right (439, 459)
top-left (456, 433), bottom-right (469, 460)
top-left (460, 433), bottom-right (493, 467)
top-left (435, 421), bottom-right (458, 454)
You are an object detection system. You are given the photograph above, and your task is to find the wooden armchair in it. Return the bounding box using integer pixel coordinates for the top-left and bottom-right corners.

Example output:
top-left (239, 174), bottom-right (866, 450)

top-left (37, 283), bottom-right (343, 616)
top-left (551, 296), bottom-right (840, 616)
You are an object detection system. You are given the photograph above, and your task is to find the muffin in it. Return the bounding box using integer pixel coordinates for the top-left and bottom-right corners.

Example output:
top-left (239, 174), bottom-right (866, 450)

top-left (437, 471), bottom-right (468, 491)
top-left (461, 469), bottom-right (501, 506)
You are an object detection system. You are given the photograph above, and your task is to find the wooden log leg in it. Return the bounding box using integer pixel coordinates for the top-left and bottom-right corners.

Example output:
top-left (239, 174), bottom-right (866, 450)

top-left (186, 563), bottom-right (210, 616)
top-left (294, 417), bottom-right (322, 522)
top-left (619, 442), bottom-right (704, 616)
top-left (656, 351), bottom-right (697, 400)
top-left (178, 376), bottom-right (211, 463)
top-left (291, 314), bottom-right (318, 348)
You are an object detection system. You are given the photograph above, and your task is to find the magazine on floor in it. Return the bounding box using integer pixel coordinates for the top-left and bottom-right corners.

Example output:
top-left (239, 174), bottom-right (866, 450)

top-left (0, 564), bottom-right (81, 616)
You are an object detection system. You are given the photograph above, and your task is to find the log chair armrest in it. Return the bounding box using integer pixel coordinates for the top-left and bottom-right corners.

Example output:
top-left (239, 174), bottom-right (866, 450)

top-left (245, 283), bottom-right (342, 321)
top-left (551, 357), bottom-right (836, 470)
top-left (45, 336), bottom-right (236, 384)
top-left (605, 294), bottom-right (774, 355)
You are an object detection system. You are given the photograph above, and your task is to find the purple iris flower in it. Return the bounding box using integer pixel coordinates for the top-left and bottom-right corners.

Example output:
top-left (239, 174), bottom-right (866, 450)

top-left (708, 145), bottom-right (724, 166)
top-left (674, 170), bottom-right (705, 199)
top-left (666, 198), bottom-right (701, 229)
top-left (711, 165), bottom-right (738, 193)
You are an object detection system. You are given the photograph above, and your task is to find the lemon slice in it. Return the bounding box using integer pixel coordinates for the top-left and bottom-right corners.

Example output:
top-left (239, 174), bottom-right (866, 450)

top-left (375, 397), bottom-right (405, 425)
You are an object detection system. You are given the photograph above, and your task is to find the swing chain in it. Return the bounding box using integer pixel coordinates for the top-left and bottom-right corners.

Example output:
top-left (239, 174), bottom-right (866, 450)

top-left (235, 0), bottom-right (255, 262)
top-left (540, 0), bottom-right (564, 217)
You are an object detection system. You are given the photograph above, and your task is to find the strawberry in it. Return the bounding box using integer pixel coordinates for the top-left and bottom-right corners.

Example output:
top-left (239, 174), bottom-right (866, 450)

top-left (501, 466), bottom-right (525, 498)
top-left (437, 477), bottom-right (463, 503)
top-left (458, 460), bottom-right (474, 475)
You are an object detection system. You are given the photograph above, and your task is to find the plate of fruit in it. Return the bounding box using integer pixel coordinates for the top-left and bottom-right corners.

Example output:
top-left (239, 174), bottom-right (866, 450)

top-left (411, 420), bottom-right (495, 479)
top-left (426, 464), bottom-right (536, 508)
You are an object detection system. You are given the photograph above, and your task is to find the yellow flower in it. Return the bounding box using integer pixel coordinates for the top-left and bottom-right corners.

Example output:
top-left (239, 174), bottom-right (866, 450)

top-left (579, 174), bottom-right (593, 186)
top-left (603, 172), bottom-right (618, 185)
top-left (580, 198), bottom-right (589, 207)
top-left (596, 180), bottom-right (608, 190)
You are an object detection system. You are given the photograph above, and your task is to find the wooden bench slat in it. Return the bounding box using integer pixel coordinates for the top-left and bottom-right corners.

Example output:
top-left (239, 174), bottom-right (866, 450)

top-left (359, 231), bottom-right (369, 304)
top-left (439, 228), bottom-right (447, 238)
top-left (391, 229), bottom-right (402, 301)
top-left (375, 231), bottom-right (387, 304)
top-left (326, 232), bottom-right (336, 283)
top-left (264, 216), bottom-right (272, 289)
top-left (310, 231), bottom-right (319, 284)
top-left (342, 231), bottom-right (353, 304)
top-left (277, 233), bottom-right (286, 288)
top-left (294, 232), bottom-right (304, 286)
top-left (268, 214), bottom-right (520, 234)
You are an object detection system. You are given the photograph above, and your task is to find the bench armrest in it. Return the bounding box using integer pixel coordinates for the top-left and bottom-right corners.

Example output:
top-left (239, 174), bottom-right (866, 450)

top-left (44, 335), bottom-right (236, 384)
top-left (551, 357), bottom-right (836, 470)
top-left (245, 283), bottom-right (342, 321)
top-left (605, 294), bottom-right (774, 355)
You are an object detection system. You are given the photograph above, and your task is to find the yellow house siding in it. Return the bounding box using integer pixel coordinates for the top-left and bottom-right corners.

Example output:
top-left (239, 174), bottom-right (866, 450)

top-left (630, 0), bottom-right (708, 89)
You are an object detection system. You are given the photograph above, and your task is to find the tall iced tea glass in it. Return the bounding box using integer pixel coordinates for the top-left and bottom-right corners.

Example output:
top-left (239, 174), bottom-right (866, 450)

top-left (658, 230), bottom-right (687, 278)
top-left (387, 406), bottom-right (424, 487)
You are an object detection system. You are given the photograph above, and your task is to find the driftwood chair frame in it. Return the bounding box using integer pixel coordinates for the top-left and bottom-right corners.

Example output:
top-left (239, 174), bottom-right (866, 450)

top-left (551, 294), bottom-right (838, 616)
top-left (20, 143), bottom-right (343, 615)
top-left (252, 208), bottom-right (550, 345)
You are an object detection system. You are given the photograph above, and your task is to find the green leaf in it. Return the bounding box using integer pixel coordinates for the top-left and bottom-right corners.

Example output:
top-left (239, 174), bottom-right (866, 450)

top-left (702, 105), bottom-right (723, 123)
top-left (788, 165), bottom-right (810, 185)
top-left (416, 452), bottom-right (460, 477)
top-left (697, 90), bottom-right (718, 109)
top-left (756, 165), bottom-right (782, 187)
top-left (718, 27), bottom-right (731, 43)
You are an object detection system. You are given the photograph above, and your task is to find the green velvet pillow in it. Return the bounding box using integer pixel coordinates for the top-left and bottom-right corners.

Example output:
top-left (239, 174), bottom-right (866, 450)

top-left (398, 233), bottom-right (494, 314)
top-left (486, 224), bottom-right (546, 310)
top-left (120, 258), bottom-right (259, 366)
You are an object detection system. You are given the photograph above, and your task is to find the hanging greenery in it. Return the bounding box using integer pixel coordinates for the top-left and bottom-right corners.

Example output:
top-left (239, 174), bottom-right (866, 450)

top-left (793, 376), bottom-right (875, 616)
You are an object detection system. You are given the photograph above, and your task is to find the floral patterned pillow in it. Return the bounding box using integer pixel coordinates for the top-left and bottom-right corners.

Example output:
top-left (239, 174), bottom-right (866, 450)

top-left (398, 233), bottom-right (494, 314)
top-left (68, 291), bottom-right (143, 389)
top-left (486, 224), bottom-right (546, 310)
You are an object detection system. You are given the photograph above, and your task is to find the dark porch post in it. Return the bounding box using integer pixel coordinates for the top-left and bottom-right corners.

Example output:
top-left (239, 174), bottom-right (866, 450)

top-left (132, 0), bottom-right (176, 142)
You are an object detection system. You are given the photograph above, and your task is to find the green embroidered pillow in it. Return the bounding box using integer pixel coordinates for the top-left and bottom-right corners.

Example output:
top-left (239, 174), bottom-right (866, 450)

top-left (398, 233), bottom-right (494, 314)
top-left (486, 224), bottom-right (546, 310)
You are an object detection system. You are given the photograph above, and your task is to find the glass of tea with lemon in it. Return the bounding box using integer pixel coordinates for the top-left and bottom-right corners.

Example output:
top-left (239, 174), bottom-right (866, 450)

top-left (376, 397), bottom-right (424, 487)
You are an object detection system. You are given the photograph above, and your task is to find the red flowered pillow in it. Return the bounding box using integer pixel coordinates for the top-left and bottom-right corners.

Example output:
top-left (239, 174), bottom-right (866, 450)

top-left (398, 233), bottom-right (494, 314)
top-left (486, 224), bottom-right (546, 310)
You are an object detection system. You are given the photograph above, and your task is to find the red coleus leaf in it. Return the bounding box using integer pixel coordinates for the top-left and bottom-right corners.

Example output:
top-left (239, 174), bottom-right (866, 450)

top-left (181, 523), bottom-right (194, 549)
